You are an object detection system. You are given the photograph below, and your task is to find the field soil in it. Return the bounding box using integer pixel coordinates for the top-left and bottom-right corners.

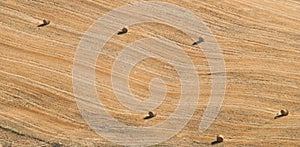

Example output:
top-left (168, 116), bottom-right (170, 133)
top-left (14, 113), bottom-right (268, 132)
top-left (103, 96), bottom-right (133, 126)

top-left (0, 0), bottom-right (299, 146)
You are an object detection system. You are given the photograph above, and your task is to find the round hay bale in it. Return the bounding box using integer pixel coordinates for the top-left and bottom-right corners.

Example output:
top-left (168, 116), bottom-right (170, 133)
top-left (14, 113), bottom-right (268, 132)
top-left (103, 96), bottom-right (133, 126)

top-left (280, 109), bottom-right (289, 116)
top-left (216, 135), bottom-right (224, 142)
top-left (43, 19), bottom-right (50, 25)
top-left (121, 27), bottom-right (128, 33)
top-left (148, 111), bottom-right (156, 117)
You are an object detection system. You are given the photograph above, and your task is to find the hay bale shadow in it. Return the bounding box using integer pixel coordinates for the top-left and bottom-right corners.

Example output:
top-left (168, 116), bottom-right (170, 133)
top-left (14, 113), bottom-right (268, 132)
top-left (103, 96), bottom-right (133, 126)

top-left (117, 31), bottom-right (127, 35)
top-left (143, 115), bottom-right (154, 120)
top-left (274, 114), bottom-right (284, 119)
top-left (192, 37), bottom-right (204, 45)
top-left (37, 23), bottom-right (47, 27)
top-left (211, 141), bottom-right (221, 145)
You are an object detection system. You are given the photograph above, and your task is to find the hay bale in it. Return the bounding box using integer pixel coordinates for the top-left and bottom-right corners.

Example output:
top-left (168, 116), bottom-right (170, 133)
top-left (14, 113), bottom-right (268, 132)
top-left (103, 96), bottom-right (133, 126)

top-left (148, 111), bottom-right (156, 117)
top-left (43, 19), bottom-right (50, 25)
top-left (37, 19), bottom-right (50, 27)
top-left (216, 135), bottom-right (224, 142)
top-left (117, 27), bottom-right (128, 35)
top-left (280, 109), bottom-right (289, 116)
top-left (144, 111), bottom-right (156, 120)
top-left (122, 27), bottom-right (128, 33)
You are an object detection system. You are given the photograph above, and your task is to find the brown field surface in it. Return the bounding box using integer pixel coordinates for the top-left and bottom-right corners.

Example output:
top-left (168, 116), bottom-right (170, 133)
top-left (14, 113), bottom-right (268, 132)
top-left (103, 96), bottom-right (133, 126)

top-left (0, 0), bottom-right (299, 146)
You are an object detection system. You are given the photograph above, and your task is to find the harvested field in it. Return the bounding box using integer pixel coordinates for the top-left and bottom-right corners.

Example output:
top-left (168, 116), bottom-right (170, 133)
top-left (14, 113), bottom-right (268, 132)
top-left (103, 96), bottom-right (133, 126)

top-left (0, 0), bottom-right (299, 146)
